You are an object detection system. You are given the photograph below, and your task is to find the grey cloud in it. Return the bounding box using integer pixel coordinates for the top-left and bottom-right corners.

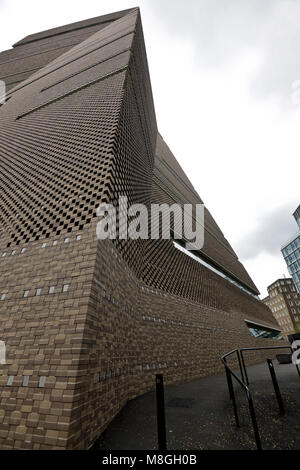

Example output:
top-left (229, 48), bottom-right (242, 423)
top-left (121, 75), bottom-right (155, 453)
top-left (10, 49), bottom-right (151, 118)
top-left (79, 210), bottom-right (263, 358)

top-left (235, 202), bottom-right (299, 260)
top-left (149, 0), bottom-right (300, 106)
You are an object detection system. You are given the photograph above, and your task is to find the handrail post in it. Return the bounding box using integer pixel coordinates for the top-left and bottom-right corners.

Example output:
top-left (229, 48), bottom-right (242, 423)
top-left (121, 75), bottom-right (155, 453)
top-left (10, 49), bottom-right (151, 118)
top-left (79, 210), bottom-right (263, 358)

top-left (224, 362), bottom-right (233, 400)
top-left (246, 389), bottom-right (262, 450)
top-left (266, 359), bottom-right (285, 415)
top-left (156, 374), bottom-right (167, 451)
top-left (224, 365), bottom-right (240, 427)
top-left (240, 350), bottom-right (249, 385)
top-left (237, 350), bottom-right (245, 383)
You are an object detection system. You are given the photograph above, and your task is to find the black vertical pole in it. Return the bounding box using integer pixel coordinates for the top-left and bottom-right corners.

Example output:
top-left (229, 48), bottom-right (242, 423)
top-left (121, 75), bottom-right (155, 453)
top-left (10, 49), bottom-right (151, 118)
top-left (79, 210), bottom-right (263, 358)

top-left (225, 366), bottom-right (240, 427)
top-left (240, 351), bottom-right (249, 385)
top-left (295, 363), bottom-right (300, 379)
top-left (156, 374), bottom-right (167, 450)
top-left (266, 359), bottom-right (285, 415)
top-left (224, 360), bottom-right (233, 400)
top-left (246, 389), bottom-right (262, 450)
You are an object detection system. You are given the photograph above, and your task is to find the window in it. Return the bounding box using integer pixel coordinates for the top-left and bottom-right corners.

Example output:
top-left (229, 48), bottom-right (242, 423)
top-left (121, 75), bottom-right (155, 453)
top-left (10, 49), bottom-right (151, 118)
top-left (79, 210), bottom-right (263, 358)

top-left (52, 240), bottom-right (57, 246)
top-left (62, 284), bottom-right (69, 293)
top-left (35, 288), bottom-right (42, 296)
top-left (23, 290), bottom-right (29, 298)
top-left (38, 376), bottom-right (46, 388)
top-left (21, 248), bottom-right (26, 254)
top-left (0, 293), bottom-right (6, 301)
top-left (48, 286), bottom-right (55, 294)
top-left (246, 321), bottom-right (283, 340)
top-left (11, 250), bottom-right (16, 256)
top-left (42, 243), bottom-right (47, 248)
top-left (64, 237), bottom-right (69, 243)
top-left (2, 252), bottom-right (6, 257)
top-left (7, 376), bottom-right (14, 386)
top-left (173, 240), bottom-right (259, 299)
top-left (76, 235), bottom-right (81, 241)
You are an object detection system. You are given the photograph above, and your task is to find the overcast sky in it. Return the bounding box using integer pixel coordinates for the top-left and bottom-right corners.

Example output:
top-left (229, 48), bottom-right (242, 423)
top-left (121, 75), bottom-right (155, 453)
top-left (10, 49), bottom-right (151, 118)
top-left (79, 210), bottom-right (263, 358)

top-left (1, 0), bottom-right (299, 297)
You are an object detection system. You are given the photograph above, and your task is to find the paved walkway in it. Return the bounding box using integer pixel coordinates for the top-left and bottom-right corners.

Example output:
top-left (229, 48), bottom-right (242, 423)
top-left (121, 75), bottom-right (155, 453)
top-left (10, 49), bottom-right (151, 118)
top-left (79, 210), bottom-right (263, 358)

top-left (93, 362), bottom-right (300, 450)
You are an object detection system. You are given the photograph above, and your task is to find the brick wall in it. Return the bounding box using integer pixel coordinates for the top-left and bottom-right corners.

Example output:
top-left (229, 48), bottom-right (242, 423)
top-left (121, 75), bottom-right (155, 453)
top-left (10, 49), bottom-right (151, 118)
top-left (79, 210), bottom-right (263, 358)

top-left (0, 8), bottom-right (284, 449)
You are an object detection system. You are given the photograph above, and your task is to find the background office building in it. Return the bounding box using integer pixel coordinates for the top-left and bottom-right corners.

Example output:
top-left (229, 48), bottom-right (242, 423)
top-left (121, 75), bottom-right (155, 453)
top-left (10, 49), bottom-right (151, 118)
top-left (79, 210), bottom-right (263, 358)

top-left (282, 205), bottom-right (300, 295)
top-left (263, 278), bottom-right (300, 337)
top-left (0, 8), bottom-right (281, 449)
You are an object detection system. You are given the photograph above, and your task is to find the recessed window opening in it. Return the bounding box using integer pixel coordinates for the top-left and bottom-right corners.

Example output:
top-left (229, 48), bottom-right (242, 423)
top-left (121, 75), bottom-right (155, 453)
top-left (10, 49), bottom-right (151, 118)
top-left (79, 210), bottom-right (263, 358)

top-left (245, 321), bottom-right (283, 340)
top-left (172, 239), bottom-right (259, 299)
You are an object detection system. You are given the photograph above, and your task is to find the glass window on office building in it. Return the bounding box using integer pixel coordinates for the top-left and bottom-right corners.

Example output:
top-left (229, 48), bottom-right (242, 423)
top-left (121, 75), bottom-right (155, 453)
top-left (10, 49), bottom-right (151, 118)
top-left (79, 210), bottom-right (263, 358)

top-left (281, 208), bottom-right (300, 296)
top-left (246, 321), bottom-right (283, 340)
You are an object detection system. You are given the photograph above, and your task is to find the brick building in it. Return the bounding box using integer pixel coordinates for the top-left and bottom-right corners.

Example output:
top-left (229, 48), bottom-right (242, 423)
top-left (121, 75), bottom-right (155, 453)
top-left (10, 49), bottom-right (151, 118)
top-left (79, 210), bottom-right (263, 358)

top-left (0, 8), bottom-right (282, 449)
top-left (262, 278), bottom-right (300, 337)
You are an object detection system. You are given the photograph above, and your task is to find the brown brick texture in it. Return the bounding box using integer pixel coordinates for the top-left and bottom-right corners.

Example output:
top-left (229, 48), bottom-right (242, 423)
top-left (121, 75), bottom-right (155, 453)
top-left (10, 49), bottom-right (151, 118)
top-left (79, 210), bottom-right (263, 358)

top-left (0, 8), bottom-right (283, 449)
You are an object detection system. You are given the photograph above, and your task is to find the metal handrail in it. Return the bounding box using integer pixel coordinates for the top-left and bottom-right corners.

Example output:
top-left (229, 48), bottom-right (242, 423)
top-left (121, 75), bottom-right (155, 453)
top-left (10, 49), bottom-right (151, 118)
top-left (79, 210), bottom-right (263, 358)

top-left (220, 350), bottom-right (262, 450)
top-left (240, 345), bottom-right (300, 385)
top-left (221, 345), bottom-right (300, 450)
top-left (222, 348), bottom-right (245, 384)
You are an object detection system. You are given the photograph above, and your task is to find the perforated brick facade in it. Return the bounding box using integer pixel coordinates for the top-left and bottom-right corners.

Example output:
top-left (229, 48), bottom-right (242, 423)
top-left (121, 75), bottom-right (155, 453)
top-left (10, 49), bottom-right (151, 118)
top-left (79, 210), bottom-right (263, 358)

top-left (0, 8), bottom-right (282, 449)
